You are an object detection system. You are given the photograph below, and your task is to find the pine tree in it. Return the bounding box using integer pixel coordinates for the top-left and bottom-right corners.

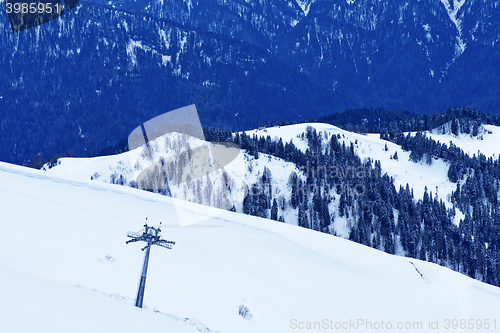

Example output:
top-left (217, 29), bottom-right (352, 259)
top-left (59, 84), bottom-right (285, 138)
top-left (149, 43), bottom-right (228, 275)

top-left (298, 203), bottom-right (309, 229)
top-left (289, 171), bottom-right (299, 209)
top-left (451, 119), bottom-right (459, 136)
top-left (271, 198), bottom-right (278, 221)
top-left (448, 162), bottom-right (459, 182)
top-left (243, 188), bottom-right (252, 215)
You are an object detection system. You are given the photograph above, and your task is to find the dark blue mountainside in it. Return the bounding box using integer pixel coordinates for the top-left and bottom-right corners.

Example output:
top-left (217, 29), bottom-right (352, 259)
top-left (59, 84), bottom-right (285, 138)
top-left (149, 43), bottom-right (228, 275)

top-left (86, 0), bottom-right (500, 113)
top-left (1, 0), bottom-right (499, 164)
top-left (276, 0), bottom-right (500, 113)
top-left (0, 3), bottom-right (349, 164)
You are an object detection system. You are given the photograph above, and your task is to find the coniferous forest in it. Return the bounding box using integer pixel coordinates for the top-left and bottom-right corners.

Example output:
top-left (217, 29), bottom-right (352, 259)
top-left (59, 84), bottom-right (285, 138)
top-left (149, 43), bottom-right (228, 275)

top-left (24, 106), bottom-right (500, 288)
top-left (202, 107), bottom-right (500, 287)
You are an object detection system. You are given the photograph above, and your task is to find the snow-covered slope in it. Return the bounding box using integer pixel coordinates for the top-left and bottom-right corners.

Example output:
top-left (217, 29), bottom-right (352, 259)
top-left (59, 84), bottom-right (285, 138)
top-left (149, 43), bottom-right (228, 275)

top-left (43, 130), bottom-right (302, 216)
top-left (1, 161), bottom-right (500, 332)
top-left (424, 123), bottom-right (500, 159)
top-left (47, 123), bottom-right (460, 205)
top-left (248, 123), bottom-right (457, 202)
top-left (45, 122), bottom-right (473, 231)
top-left (1, 265), bottom-right (198, 333)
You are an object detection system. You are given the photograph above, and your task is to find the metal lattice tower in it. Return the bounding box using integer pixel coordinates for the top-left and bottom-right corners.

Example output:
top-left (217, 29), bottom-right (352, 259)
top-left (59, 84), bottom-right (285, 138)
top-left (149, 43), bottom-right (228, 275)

top-left (126, 218), bottom-right (175, 308)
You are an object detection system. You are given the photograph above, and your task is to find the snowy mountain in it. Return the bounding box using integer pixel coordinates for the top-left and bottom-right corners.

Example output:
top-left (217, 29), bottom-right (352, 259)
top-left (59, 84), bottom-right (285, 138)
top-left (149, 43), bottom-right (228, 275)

top-left (44, 122), bottom-right (471, 228)
top-left (41, 118), bottom-right (500, 286)
top-left (2, 161), bottom-right (500, 333)
top-left (2, 0), bottom-right (500, 165)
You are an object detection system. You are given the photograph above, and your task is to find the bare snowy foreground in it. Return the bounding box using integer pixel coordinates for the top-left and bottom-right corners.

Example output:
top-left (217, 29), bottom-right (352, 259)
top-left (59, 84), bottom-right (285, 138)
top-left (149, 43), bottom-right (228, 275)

top-left (1, 161), bottom-right (500, 333)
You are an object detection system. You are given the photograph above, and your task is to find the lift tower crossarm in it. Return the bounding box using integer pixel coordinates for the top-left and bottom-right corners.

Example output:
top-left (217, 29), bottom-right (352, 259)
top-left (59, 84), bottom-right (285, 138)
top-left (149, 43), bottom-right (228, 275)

top-left (126, 218), bottom-right (175, 308)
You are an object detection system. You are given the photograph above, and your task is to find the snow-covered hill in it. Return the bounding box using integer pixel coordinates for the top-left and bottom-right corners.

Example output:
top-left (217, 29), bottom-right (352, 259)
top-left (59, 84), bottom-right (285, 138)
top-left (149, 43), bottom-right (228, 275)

top-left (42, 129), bottom-right (302, 216)
top-left (424, 122), bottom-right (500, 159)
top-left (247, 123), bottom-right (457, 204)
top-left (1, 161), bottom-right (500, 332)
top-left (45, 122), bottom-right (472, 229)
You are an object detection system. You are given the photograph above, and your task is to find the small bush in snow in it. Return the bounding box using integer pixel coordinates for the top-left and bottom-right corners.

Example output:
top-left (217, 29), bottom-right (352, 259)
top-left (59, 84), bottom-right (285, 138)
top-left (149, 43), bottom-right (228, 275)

top-left (238, 304), bottom-right (252, 320)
